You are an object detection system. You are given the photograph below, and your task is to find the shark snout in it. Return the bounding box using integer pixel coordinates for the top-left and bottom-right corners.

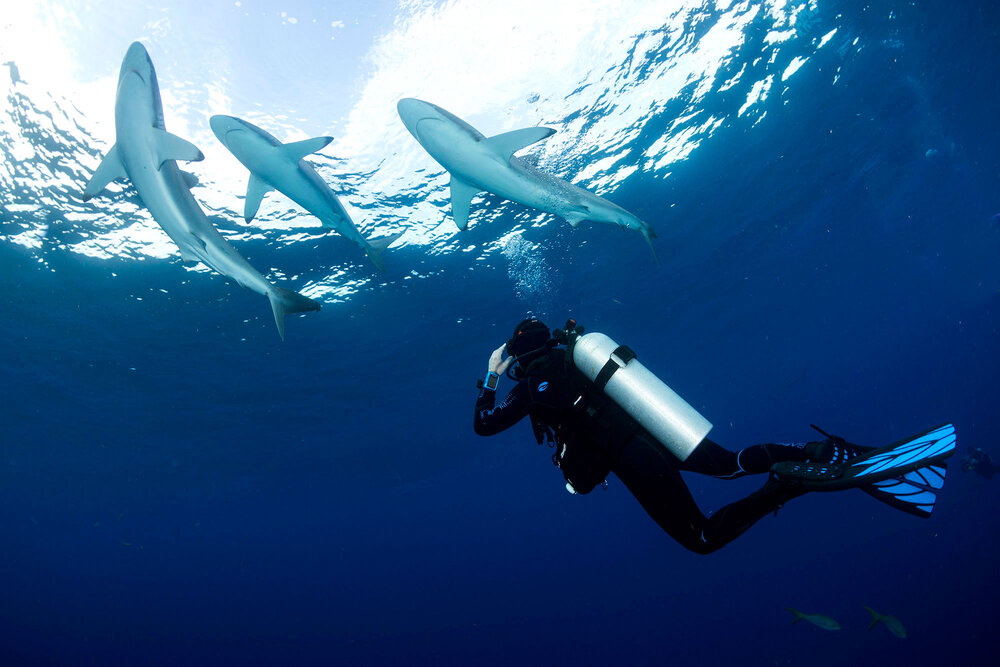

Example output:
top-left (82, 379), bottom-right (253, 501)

top-left (209, 115), bottom-right (244, 146)
top-left (396, 97), bottom-right (442, 131)
top-left (396, 97), bottom-right (427, 117)
top-left (121, 42), bottom-right (153, 81)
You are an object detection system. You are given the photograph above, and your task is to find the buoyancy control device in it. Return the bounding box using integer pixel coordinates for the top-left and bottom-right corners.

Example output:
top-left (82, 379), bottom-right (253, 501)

top-left (555, 320), bottom-right (712, 462)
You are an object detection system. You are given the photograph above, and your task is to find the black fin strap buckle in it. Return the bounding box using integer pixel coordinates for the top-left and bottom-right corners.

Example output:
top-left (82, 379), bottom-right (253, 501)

top-left (593, 345), bottom-right (636, 391)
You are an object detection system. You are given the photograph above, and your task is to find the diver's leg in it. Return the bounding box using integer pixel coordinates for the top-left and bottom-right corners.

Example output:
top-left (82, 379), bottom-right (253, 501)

top-left (681, 438), bottom-right (810, 478)
top-left (694, 478), bottom-right (805, 552)
top-left (613, 434), bottom-right (806, 554)
top-left (611, 433), bottom-right (715, 553)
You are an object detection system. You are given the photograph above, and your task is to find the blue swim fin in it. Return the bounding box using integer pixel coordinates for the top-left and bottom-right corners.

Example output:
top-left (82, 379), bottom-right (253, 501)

top-left (860, 463), bottom-right (947, 518)
top-left (771, 424), bottom-right (956, 491)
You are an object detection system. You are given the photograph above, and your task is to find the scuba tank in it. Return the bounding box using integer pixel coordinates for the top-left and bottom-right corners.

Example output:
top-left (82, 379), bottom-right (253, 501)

top-left (555, 320), bottom-right (712, 462)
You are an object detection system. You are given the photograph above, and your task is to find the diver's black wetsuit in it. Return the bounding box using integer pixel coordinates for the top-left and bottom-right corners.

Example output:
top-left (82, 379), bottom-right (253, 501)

top-left (474, 349), bottom-right (812, 554)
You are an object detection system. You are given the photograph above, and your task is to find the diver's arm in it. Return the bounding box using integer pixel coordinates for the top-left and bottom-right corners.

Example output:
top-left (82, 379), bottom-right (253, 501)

top-left (474, 381), bottom-right (530, 436)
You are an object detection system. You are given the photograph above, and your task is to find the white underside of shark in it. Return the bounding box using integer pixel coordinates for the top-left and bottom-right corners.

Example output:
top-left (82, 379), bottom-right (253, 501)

top-left (396, 98), bottom-right (656, 256)
top-left (209, 115), bottom-right (402, 272)
top-left (82, 42), bottom-right (319, 340)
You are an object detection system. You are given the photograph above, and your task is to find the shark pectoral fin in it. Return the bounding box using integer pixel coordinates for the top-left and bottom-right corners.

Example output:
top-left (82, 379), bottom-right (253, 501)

top-left (179, 170), bottom-right (200, 189)
top-left (154, 129), bottom-right (205, 168)
top-left (178, 236), bottom-right (206, 264)
top-left (481, 127), bottom-right (556, 162)
top-left (279, 136), bottom-right (334, 162)
top-left (450, 177), bottom-right (481, 230)
top-left (563, 209), bottom-right (589, 228)
top-left (244, 173), bottom-right (274, 223)
top-left (82, 144), bottom-right (126, 201)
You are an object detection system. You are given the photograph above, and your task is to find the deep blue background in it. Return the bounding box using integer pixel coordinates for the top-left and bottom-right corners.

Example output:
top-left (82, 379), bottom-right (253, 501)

top-left (2, 2), bottom-right (999, 665)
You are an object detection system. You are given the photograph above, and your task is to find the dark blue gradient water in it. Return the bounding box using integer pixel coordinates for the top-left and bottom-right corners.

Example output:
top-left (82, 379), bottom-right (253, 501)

top-left (1, 2), bottom-right (998, 665)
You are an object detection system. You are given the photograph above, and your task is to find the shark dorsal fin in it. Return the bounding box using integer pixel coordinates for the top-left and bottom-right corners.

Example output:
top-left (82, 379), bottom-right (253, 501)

top-left (244, 173), bottom-right (275, 223)
top-left (481, 127), bottom-right (555, 162)
top-left (81, 144), bottom-right (126, 201)
top-left (449, 176), bottom-right (481, 230)
top-left (153, 129), bottom-right (204, 169)
top-left (279, 136), bottom-right (334, 162)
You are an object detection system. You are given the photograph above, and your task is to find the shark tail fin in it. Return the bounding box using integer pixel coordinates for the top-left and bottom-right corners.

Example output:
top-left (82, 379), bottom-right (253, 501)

top-left (267, 287), bottom-right (321, 341)
top-left (364, 231), bottom-right (404, 272)
top-left (641, 225), bottom-right (659, 265)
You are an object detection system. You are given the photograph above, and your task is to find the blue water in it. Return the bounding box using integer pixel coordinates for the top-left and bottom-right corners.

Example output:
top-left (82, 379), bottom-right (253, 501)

top-left (2, 1), bottom-right (999, 665)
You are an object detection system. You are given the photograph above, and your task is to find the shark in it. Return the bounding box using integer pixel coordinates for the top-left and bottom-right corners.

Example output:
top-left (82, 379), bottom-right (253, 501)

top-left (396, 97), bottom-right (656, 256)
top-left (209, 115), bottom-right (402, 272)
top-left (81, 42), bottom-right (319, 340)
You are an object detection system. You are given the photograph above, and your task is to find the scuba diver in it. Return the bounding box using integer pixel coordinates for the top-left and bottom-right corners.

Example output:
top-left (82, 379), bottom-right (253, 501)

top-left (961, 447), bottom-right (999, 479)
top-left (474, 318), bottom-right (957, 554)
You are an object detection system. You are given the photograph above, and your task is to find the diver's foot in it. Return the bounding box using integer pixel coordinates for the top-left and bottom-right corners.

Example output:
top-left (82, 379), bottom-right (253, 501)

top-left (804, 430), bottom-right (875, 464)
top-left (754, 472), bottom-right (808, 506)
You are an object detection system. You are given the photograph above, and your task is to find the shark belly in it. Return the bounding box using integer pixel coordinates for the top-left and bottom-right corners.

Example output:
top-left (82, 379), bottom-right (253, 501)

top-left (119, 129), bottom-right (272, 296)
top-left (251, 157), bottom-right (367, 247)
top-left (450, 150), bottom-right (563, 214)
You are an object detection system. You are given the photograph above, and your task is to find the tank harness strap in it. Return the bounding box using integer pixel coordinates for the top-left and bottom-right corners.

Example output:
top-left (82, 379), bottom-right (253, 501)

top-left (592, 345), bottom-right (637, 391)
top-left (530, 414), bottom-right (556, 448)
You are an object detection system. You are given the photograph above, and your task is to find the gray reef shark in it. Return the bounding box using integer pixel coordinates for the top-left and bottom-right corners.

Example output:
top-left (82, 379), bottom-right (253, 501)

top-left (396, 97), bottom-right (656, 256)
top-left (209, 114), bottom-right (402, 272)
top-left (82, 42), bottom-right (319, 340)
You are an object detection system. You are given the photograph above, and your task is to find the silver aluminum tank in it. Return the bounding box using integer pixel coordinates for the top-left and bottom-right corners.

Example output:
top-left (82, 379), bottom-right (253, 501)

top-left (572, 332), bottom-right (712, 461)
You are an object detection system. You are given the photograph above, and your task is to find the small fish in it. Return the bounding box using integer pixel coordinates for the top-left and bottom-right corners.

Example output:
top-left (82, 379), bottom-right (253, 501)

top-left (865, 606), bottom-right (907, 638)
top-left (786, 608), bottom-right (841, 631)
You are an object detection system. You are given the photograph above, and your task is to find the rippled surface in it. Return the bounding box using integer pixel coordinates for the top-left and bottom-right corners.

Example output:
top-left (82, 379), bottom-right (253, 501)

top-left (2, 0), bottom-right (848, 305)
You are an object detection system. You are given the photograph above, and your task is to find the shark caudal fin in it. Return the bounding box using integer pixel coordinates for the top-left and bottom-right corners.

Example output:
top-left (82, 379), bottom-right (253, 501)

top-left (641, 225), bottom-right (659, 264)
top-left (364, 231), bottom-right (405, 272)
top-left (267, 287), bottom-right (321, 341)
